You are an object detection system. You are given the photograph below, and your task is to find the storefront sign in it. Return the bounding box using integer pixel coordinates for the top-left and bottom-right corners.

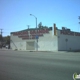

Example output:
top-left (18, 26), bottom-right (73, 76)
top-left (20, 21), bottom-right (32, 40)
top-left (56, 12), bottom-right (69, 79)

top-left (22, 34), bottom-right (43, 40)
top-left (18, 35), bottom-right (29, 38)
top-left (30, 29), bottom-right (49, 34)
top-left (60, 30), bottom-right (80, 36)
top-left (13, 29), bottom-right (49, 36)
top-left (13, 31), bottom-right (28, 36)
top-left (13, 29), bottom-right (49, 40)
top-left (22, 35), bottom-right (36, 39)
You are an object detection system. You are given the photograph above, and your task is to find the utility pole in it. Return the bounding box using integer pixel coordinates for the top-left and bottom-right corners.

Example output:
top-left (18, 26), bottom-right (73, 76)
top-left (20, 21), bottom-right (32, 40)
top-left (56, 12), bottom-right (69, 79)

top-left (0, 29), bottom-right (3, 48)
top-left (0, 29), bottom-right (3, 36)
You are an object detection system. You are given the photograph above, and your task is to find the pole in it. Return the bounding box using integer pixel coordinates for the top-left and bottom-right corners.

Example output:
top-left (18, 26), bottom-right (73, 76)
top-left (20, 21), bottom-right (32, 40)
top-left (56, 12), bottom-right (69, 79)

top-left (0, 29), bottom-right (3, 40)
top-left (0, 29), bottom-right (3, 49)
top-left (27, 25), bottom-right (30, 39)
top-left (30, 14), bottom-right (38, 51)
top-left (78, 16), bottom-right (80, 32)
top-left (36, 17), bottom-right (38, 51)
top-left (0, 29), bottom-right (3, 36)
top-left (66, 41), bottom-right (67, 51)
top-left (66, 38), bottom-right (68, 51)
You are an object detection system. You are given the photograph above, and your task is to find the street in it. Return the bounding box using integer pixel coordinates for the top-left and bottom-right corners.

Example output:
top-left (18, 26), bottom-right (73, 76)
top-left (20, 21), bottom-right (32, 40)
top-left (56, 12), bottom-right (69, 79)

top-left (0, 50), bottom-right (80, 80)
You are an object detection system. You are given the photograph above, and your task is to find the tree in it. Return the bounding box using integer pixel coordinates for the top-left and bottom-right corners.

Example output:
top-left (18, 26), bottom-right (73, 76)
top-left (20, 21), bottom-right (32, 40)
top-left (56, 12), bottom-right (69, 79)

top-left (43, 26), bottom-right (48, 28)
top-left (6, 36), bottom-right (10, 44)
top-left (38, 22), bottom-right (43, 28)
top-left (38, 22), bottom-right (49, 29)
top-left (0, 35), bottom-right (3, 48)
top-left (3, 35), bottom-right (10, 45)
top-left (38, 22), bottom-right (48, 29)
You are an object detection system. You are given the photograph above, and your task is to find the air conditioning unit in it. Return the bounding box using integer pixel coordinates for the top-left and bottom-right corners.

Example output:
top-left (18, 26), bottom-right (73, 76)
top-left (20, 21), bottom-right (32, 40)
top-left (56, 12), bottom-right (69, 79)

top-left (67, 29), bottom-right (70, 31)
top-left (62, 27), bottom-right (65, 30)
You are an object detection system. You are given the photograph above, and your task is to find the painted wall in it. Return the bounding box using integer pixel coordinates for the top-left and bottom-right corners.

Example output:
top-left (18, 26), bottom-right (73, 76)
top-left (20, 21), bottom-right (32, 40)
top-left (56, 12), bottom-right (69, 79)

top-left (10, 34), bottom-right (35, 50)
top-left (10, 30), bottom-right (58, 51)
top-left (38, 31), bottom-right (58, 51)
top-left (57, 30), bottom-right (80, 51)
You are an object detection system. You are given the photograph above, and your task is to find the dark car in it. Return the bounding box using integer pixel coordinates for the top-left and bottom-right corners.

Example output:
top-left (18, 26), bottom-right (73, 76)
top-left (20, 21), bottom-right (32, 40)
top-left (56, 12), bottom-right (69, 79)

top-left (0, 44), bottom-right (2, 49)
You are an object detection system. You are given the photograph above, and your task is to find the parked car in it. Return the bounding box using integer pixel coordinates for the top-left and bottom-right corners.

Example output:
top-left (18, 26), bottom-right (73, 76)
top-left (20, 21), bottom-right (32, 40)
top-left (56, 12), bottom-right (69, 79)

top-left (3, 45), bottom-right (6, 47)
top-left (5, 45), bottom-right (10, 49)
top-left (0, 45), bottom-right (2, 49)
top-left (6, 45), bottom-right (8, 49)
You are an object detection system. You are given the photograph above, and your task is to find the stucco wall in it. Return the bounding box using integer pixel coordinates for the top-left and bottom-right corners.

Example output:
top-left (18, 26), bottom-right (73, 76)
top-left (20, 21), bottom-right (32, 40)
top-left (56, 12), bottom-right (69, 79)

top-left (10, 30), bottom-right (58, 51)
top-left (10, 41), bottom-right (26, 50)
top-left (38, 31), bottom-right (58, 51)
top-left (57, 30), bottom-right (80, 51)
top-left (10, 34), bottom-right (36, 50)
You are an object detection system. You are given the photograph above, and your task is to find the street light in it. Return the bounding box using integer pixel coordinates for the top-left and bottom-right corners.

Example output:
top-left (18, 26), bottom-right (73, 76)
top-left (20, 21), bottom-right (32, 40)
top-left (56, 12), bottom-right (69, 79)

top-left (30, 14), bottom-right (38, 51)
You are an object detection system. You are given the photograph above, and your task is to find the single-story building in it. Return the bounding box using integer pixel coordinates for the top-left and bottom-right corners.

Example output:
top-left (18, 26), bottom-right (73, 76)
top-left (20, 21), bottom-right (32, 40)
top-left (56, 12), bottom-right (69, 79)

top-left (10, 23), bottom-right (80, 51)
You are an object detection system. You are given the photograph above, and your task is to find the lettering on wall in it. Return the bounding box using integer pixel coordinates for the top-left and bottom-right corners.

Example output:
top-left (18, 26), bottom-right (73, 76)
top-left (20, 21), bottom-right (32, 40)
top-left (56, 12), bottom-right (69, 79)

top-left (13, 31), bottom-right (28, 36)
top-left (13, 29), bottom-right (49, 40)
top-left (22, 35), bottom-right (40, 40)
top-left (60, 30), bottom-right (80, 36)
top-left (18, 35), bottom-right (29, 38)
top-left (30, 29), bottom-right (49, 34)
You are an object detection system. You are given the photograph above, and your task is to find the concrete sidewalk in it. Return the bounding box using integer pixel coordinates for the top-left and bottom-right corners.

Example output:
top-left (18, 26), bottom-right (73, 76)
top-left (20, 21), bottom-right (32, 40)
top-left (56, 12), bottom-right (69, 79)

top-left (0, 48), bottom-right (12, 51)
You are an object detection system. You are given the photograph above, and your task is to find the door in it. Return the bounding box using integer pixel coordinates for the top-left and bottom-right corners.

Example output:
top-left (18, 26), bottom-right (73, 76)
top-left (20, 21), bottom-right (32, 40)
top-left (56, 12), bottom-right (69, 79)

top-left (27, 41), bottom-right (35, 50)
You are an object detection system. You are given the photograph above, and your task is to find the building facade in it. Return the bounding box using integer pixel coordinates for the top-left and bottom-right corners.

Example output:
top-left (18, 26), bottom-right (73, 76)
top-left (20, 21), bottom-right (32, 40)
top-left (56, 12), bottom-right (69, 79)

top-left (10, 24), bottom-right (80, 51)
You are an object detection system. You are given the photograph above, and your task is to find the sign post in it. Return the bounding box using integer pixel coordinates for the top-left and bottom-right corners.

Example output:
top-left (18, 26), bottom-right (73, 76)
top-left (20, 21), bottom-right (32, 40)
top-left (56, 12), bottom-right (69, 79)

top-left (35, 35), bottom-right (39, 51)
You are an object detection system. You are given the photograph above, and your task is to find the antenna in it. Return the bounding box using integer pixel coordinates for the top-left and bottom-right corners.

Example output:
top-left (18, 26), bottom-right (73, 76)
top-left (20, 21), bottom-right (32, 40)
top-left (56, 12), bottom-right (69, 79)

top-left (27, 25), bottom-right (30, 29)
top-left (79, 16), bottom-right (80, 23)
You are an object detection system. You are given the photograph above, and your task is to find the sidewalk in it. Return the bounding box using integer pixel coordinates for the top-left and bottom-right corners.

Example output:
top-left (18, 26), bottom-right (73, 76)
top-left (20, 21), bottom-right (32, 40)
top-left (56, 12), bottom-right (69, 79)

top-left (0, 48), bottom-right (12, 51)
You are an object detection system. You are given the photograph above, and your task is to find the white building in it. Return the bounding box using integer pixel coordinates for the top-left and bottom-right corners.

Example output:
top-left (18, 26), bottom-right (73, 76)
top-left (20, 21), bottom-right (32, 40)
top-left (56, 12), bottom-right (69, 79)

top-left (10, 23), bottom-right (80, 51)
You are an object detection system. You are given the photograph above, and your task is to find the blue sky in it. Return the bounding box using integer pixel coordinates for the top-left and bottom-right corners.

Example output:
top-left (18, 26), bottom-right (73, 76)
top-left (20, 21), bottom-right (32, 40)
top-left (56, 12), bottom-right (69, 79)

top-left (0, 0), bottom-right (80, 36)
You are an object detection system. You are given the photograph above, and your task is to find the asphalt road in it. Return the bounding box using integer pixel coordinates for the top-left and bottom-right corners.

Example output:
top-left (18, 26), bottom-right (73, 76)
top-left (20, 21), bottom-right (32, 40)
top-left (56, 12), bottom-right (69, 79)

top-left (0, 50), bottom-right (80, 80)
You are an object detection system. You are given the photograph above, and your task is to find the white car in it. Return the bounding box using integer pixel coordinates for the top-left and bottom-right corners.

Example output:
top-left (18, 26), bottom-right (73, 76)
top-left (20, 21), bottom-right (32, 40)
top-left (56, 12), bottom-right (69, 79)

top-left (6, 45), bottom-right (9, 49)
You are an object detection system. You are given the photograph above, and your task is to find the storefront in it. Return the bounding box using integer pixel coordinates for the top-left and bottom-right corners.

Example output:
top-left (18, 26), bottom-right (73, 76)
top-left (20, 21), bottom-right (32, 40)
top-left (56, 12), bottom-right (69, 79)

top-left (10, 23), bottom-right (80, 51)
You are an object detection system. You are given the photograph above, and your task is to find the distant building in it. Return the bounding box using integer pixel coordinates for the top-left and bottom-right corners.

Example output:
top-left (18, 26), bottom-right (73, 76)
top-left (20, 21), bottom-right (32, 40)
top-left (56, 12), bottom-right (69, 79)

top-left (10, 23), bottom-right (80, 51)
